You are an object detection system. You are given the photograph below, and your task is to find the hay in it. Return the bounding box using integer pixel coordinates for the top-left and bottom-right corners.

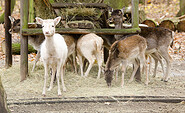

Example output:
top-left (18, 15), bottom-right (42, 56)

top-left (0, 62), bottom-right (185, 100)
top-left (61, 7), bottom-right (97, 17)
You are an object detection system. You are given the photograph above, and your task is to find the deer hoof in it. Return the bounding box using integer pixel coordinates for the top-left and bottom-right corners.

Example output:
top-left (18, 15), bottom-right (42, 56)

top-left (48, 88), bottom-right (52, 91)
top-left (161, 78), bottom-right (168, 82)
top-left (58, 92), bottom-right (62, 96)
top-left (63, 87), bottom-right (67, 92)
top-left (42, 93), bottom-right (46, 97)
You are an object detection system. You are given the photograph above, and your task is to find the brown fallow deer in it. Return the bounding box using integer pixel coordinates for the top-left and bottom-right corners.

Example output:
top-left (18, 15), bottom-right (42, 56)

top-left (9, 16), bottom-right (77, 73)
top-left (77, 33), bottom-right (104, 79)
top-left (104, 34), bottom-right (148, 87)
top-left (109, 8), bottom-right (173, 82)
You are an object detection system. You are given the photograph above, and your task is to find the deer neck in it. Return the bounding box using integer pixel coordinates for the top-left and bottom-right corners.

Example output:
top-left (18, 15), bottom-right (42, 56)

top-left (45, 35), bottom-right (56, 54)
top-left (114, 22), bottom-right (122, 29)
top-left (114, 22), bottom-right (123, 40)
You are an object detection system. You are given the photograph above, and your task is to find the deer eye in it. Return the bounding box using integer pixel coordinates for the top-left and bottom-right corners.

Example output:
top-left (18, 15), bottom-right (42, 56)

top-left (52, 25), bottom-right (54, 27)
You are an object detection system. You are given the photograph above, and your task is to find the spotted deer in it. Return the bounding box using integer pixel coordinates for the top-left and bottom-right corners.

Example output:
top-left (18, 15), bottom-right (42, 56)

top-left (104, 34), bottom-right (148, 87)
top-left (77, 33), bottom-right (104, 79)
top-left (109, 9), bottom-right (173, 82)
top-left (9, 16), bottom-right (77, 73)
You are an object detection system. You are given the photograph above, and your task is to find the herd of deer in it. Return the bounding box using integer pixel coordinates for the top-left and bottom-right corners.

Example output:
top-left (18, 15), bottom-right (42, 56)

top-left (8, 8), bottom-right (173, 96)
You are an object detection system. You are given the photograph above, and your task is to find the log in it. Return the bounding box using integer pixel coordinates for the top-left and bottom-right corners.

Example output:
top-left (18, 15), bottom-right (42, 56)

top-left (159, 20), bottom-right (176, 31)
top-left (177, 20), bottom-right (185, 32)
top-left (141, 19), bottom-right (157, 27)
top-left (1, 40), bottom-right (37, 55)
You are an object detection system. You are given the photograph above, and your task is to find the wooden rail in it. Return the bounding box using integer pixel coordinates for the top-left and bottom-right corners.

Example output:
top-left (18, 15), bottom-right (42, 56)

top-left (22, 28), bottom-right (141, 36)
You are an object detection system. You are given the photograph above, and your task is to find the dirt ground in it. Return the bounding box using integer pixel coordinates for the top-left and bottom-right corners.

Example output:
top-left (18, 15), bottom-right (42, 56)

top-left (8, 102), bottom-right (185, 113)
top-left (0, 0), bottom-right (185, 112)
top-left (0, 60), bottom-right (185, 113)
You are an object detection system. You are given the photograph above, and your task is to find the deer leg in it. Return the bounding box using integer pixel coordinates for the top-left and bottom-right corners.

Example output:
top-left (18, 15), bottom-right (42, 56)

top-left (128, 59), bottom-right (139, 83)
top-left (42, 61), bottom-right (49, 96)
top-left (72, 52), bottom-right (77, 74)
top-left (32, 51), bottom-right (40, 72)
top-left (158, 48), bottom-right (171, 82)
top-left (121, 61), bottom-right (127, 87)
top-left (56, 64), bottom-right (62, 96)
top-left (140, 53), bottom-right (148, 85)
top-left (96, 52), bottom-right (103, 79)
top-left (61, 65), bottom-right (66, 92)
top-left (152, 55), bottom-right (159, 78)
top-left (115, 66), bottom-right (119, 82)
top-left (48, 66), bottom-right (56, 91)
top-left (77, 54), bottom-right (84, 76)
top-left (151, 52), bottom-right (165, 78)
top-left (84, 58), bottom-right (95, 77)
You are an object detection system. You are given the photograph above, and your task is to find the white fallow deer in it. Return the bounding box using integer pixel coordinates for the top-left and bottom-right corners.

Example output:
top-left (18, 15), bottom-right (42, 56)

top-left (104, 34), bottom-right (148, 87)
top-left (77, 33), bottom-right (104, 79)
top-left (36, 16), bottom-right (68, 96)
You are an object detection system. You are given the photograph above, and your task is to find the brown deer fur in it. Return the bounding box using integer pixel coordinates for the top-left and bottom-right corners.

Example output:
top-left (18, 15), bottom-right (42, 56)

top-left (105, 35), bottom-right (148, 87)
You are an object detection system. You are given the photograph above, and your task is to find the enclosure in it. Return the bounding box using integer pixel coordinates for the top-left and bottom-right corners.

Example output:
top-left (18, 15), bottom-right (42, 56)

top-left (0, 0), bottom-right (185, 112)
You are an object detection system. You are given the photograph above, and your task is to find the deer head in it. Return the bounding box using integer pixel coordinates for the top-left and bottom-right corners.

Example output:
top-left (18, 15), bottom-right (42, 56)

top-left (35, 16), bottom-right (61, 37)
top-left (8, 16), bottom-right (21, 34)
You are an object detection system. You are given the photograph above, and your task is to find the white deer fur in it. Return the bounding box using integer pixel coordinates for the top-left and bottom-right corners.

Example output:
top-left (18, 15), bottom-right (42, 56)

top-left (77, 33), bottom-right (104, 79)
top-left (36, 16), bottom-right (68, 96)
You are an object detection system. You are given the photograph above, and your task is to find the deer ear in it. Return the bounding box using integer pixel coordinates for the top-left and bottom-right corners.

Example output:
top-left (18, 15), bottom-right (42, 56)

top-left (54, 16), bottom-right (61, 26)
top-left (108, 7), bottom-right (113, 13)
top-left (35, 17), bottom-right (43, 25)
top-left (9, 16), bottom-right (15, 23)
top-left (120, 6), bottom-right (125, 15)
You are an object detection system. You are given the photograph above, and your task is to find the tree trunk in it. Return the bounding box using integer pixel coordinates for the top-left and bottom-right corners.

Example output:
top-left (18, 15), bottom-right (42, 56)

top-left (0, 0), bottom-right (15, 24)
top-left (0, 76), bottom-right (10, 113)
top-left (176, 0), bottom-right (185, 17)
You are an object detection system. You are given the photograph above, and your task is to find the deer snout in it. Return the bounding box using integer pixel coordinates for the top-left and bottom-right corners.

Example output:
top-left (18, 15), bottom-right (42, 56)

top-left (45, 31), bottom-right (49, 34)
top-left (107, 82), bottom-right (111, 87)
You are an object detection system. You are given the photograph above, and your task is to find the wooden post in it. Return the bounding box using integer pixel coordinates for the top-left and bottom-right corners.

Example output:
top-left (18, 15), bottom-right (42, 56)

top-left (20, 0), bottom-right (29, 81)
top-left (132, 0), bottom-right (139, 28)
top-left (5, 0), bottom-right (12, 68)
top-left (132, 0), bottom-right (141, 82)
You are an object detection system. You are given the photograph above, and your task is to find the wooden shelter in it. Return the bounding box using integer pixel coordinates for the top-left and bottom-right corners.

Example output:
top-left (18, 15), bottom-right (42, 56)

top-left (5, 0), bottom-right (140, 81)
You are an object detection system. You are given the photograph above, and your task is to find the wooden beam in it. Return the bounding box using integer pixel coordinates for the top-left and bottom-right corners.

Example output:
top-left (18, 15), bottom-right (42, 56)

top-left (131, 0), bottom-right (141, 82)
top-left (4, 0), bottom-right (12, 68)
top-left (22, 28), bottom-right (141, 35)
top-left (132, 0), bottom-right (139, 28)
top-left (52, 3), bottom-right (108, 9)
top-left (20, 0), bottom-right (29, 81)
